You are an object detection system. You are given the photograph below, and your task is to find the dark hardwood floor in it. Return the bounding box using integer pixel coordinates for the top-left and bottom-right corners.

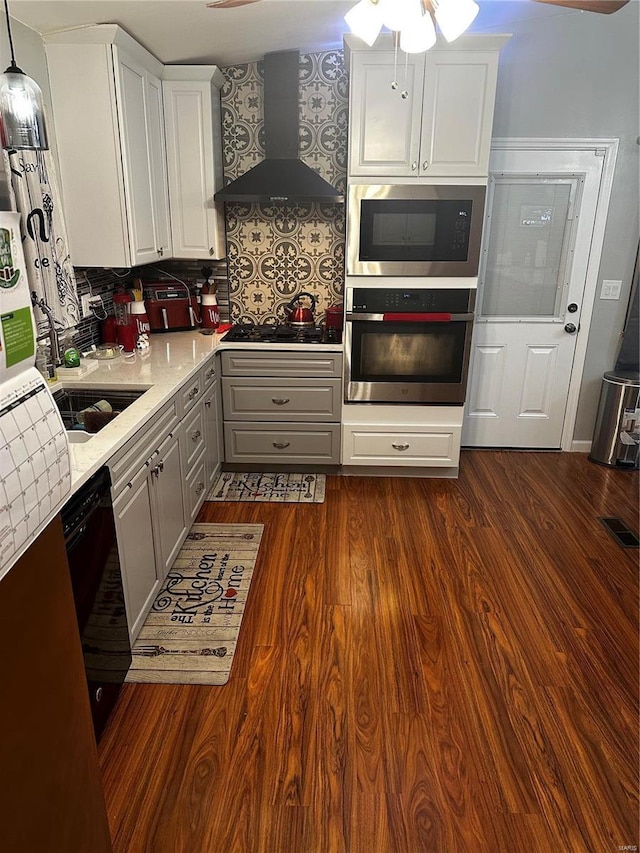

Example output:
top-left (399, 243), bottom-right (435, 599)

top-left (98, 451), bottom-right (639, 852)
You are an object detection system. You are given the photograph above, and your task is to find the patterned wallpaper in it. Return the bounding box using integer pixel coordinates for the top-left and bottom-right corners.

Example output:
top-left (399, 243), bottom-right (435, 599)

top-left (221, 51), bottom-right (348, 324)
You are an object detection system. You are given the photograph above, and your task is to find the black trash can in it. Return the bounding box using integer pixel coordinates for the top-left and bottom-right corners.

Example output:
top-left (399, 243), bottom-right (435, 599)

top-left (589, 370), bottom-right (640, 469)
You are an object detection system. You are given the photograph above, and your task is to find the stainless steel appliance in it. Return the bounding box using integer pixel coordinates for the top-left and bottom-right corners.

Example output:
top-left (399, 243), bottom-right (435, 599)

top-left (62, 467), bottom-right (132, 741)
top-left (345, 287), bottom-right (475, 404)
top-left (347, 184), bottom-right (486, 277)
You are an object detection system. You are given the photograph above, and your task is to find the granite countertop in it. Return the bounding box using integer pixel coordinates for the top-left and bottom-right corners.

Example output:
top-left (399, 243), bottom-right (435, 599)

top-left (57, 330), bottom-right (343, 494)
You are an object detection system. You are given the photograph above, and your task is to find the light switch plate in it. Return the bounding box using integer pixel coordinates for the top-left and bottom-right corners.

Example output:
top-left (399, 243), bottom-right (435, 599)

top-left (601, 279), bottom-right (622, 300)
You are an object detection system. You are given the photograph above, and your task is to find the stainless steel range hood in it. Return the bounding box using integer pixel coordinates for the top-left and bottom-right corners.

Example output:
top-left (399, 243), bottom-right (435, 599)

top-left (214, 50), bottom-right (344, 205)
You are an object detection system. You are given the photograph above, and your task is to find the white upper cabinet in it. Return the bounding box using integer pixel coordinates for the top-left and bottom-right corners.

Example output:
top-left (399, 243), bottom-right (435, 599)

top-left (45, 25), bottom-right (172, 267)
top-left (346, 34), bottom-right (510, 179)
top-left (162, 67), bottom-right (226, 260)
top-left (348, 50), bottom-right (425, 176)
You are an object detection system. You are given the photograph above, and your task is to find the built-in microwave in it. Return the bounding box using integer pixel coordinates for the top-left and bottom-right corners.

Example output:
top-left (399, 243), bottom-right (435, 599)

top-left (347, 184), bottom-right (486, 277)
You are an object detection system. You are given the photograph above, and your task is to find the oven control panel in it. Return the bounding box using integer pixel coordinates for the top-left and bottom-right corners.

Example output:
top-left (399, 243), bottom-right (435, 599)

top-left (351, 288), bottom-right (472, 313)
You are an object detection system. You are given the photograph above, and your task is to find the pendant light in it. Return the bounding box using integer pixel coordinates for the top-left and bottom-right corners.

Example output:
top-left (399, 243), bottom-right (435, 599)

top-left (0, 0), bottom-right (48, 149)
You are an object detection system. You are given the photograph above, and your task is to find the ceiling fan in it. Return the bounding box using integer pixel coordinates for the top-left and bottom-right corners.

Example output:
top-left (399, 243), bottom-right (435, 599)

top-left (206, 0), bottom-right (630, 12)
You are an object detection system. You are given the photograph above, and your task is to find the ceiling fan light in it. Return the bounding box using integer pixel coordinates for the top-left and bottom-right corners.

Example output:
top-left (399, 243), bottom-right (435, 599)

top-left (344, 0), bottom-right (383, 47)
top-left (400, 11), bottom-right (437, 53)
top-left (0, 64), bottom-right (48, 149)
top-left (379, 0), bottom-right (420, 32)
top-left (434, 0), bottom-right (479, 42)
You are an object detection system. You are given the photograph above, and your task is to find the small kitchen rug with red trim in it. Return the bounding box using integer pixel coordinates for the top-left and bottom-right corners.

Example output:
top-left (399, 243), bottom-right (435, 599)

top-left (126, 523), bottom-right (263, 686)
top-left (207, 472), bottom-right (326, 503)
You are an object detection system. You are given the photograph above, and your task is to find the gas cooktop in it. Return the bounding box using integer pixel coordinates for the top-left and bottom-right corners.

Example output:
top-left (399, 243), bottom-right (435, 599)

top-left (222, 324), bottom-right (340, 344)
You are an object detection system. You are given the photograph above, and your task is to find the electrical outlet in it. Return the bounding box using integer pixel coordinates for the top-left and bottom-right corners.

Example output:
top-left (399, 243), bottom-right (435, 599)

top-left (81, 294), bottom-right (102, 316)
top-left (600, 279), bottom-right (622, 300)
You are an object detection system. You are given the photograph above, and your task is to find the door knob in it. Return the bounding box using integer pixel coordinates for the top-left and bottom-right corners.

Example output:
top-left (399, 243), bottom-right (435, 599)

top-left (567, 302), bottom-right (578, 313)
top-left (564, 323), bottom-right (577, 334)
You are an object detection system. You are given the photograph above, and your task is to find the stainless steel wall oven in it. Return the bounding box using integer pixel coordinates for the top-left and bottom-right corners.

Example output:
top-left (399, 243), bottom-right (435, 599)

top-left (345, 287), bottom-right (475, 404)
top-left (347, 184), bottom-right (486, 277)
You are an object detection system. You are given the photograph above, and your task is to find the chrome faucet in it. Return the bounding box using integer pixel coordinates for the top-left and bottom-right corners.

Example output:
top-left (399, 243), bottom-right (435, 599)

top-left (31, 291), bottom-right (62, 367)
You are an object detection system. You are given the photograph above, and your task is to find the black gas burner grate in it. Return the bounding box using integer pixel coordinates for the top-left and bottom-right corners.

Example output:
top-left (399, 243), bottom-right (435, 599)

top-left (223, 323), bottom-right (337, 344)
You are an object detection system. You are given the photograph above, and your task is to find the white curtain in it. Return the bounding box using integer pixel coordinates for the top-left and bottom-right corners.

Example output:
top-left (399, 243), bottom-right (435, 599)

top-left (3, 148), bottom-right (80, 334)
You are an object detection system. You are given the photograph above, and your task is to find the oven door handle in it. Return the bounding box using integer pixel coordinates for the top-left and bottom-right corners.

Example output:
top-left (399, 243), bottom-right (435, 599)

top-left (346, 312), bottom-right (474, 323)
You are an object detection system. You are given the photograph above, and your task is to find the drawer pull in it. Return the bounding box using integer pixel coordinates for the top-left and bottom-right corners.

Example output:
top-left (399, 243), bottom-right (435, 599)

top-left (273, 441), bottom-right (291, 449)
top-left (195, 482), bottom-right (205, 495)
top-left (206, 368), bottom-right (215, 380)
top-left (188, 386), bottom-right (199, 401)
top-left (392, 442), bottom-right (410, 452)
top-left (272, 398), bottom-right (290, 406)
top-left (191, 429), bottom-right (202, 442)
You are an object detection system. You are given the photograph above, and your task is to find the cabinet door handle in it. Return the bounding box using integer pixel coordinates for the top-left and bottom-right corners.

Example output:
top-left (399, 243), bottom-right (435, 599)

top-left (151, 465), bottom-right (159, 478)
top-left (272, 398), bottom-right (290, 406)
top-left (411, 161), bottom-right (418, 171)
top-left (209, 247), bottom-right (215, 256)
top-left (191, 429), bottom-right (202, 442)
top-left (158, 460), bottom-right (164, 473)
top-left (195, 482), bottom-right (205, 495)
top-left (273, 441), bottom-right (290, 449)
top-left (158, 246), bottom-right (164, 257)
top-left (188, 386), bottom-right (199, 400)
top-left (392, 442), bottom-right (410, 452)
top-left (205, 400), bottom-right (212, 408)
top-left (422, 160), bottom-right (429, 171)
top-left (206, 368), bottom-right (216, 380)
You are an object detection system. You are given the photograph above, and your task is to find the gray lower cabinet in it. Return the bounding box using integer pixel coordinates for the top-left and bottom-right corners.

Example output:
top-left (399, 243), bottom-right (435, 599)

top-left (224, 422), bottom-right (341, 464)
top-left (221, 350), bottom-right (343, 466)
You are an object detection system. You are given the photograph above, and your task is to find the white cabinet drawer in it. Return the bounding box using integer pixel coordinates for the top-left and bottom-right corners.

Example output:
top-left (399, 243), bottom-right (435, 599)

top-left (224, 422), bottom-right (341, 464)
top-left (180, 372), bottom-right (203, 415)
top-left (343, 425), bottom-right (461, 467)
top-left (184, 452), bottom-right (207, 526)
top-left (181, 404), bottom-right (205, 471)
top-left (109, 398), bottom-right (179, 494)
top-left (202, 358), bottom-right (218, 389)
top-left (221, 351), bottom-right (342, 378)
top-left (222, 378), bottom-right (341, 422)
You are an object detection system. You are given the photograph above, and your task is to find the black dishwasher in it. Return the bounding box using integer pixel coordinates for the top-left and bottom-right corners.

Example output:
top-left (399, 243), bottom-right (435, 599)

top-left (61, 467), bottom-right (132, 741)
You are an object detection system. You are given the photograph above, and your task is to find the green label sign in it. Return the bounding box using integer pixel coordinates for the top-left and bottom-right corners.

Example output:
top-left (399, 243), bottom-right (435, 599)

top-left (1, 306), bottom-right (35, 367)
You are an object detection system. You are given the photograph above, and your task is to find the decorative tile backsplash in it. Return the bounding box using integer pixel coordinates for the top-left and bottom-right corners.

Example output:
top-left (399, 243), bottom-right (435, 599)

top-left (221, 51), bottom-right (348, 324)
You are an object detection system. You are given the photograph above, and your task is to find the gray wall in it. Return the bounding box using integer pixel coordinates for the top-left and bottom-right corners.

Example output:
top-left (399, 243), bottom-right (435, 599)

top-left (491, 1), bottom-right (640, 442)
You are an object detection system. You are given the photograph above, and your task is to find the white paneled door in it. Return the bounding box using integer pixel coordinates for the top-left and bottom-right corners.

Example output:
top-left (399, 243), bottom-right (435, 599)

top-left (464, 142), bottom-right (615, 449)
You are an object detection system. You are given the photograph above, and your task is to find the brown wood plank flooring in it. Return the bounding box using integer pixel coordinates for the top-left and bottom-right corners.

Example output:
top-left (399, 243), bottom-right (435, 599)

top-left (98, 451), bottom-right (639, 852)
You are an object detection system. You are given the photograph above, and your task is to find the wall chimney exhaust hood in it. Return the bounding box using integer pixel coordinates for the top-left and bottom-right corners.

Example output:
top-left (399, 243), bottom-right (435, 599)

top-left (214, 50), bottom-right (344, 205)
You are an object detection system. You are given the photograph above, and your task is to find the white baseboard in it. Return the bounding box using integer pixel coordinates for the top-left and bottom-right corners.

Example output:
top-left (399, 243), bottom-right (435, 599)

top-left (570, 440), bottom-right (592, 453)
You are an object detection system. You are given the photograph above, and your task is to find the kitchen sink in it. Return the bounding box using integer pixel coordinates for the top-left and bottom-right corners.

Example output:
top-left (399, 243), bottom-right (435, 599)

top-left (53, 387), bottom-right (148, 434)
top-left (67, 430), bottom-right (94, 443)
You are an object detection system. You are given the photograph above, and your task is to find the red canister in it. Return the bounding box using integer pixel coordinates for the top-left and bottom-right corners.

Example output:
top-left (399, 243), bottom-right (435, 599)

top-left (202, 293), bottom-right (220, 330)
top-left (325, 304), bottom-right (343, 331)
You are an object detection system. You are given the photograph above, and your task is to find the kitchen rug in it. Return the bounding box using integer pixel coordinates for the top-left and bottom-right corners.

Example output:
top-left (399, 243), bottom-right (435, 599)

top-left (126, 523), bottom-right (263, 686)
top-left (207, 472), bottom-right (326, 504)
